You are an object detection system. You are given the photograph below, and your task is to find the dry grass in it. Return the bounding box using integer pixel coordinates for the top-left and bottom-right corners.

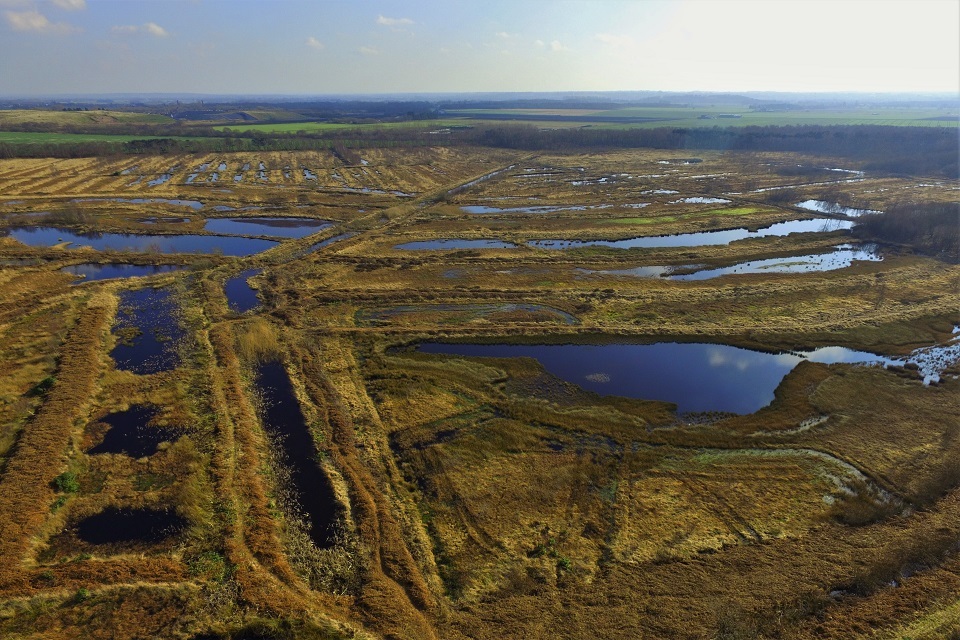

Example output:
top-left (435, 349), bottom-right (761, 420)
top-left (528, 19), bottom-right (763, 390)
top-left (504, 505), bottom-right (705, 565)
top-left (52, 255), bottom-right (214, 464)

top-left (0, 146), bottom-right (957, 638)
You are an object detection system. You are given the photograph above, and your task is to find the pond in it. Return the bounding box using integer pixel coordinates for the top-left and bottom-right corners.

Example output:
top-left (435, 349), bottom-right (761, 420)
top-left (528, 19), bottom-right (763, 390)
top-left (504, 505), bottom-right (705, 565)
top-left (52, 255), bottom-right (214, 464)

top-left (75, 507), bottom-right (186, 546)
top-left (795, 200), bottom-right (881, 217)
top-left (110, 287), bottom-right (183, 375)
top-left (86, 404), bottom-right (179, 457)
top-left (577, 245), bottom-right (882, 281)
top-left (224, 268), bottom-right (263, 313)
top-left (6, 226), bottom-right (279, 256)
top-left (63, 263), bottom-right (185, 282)
top-left (416, 341), bottom-right (900, 414)
top-left (395, 239), bottom-right (518, 250)
top-left (147, 172), bottom-right (175, 187)
top-left (529, 218), bottom-right (854, 250)
top-left (202, 216), bottom-right (333, 239)
top-left (670, 244), bottom-right (883, 280)
top-left (255, 361), bottom-right (338, 547)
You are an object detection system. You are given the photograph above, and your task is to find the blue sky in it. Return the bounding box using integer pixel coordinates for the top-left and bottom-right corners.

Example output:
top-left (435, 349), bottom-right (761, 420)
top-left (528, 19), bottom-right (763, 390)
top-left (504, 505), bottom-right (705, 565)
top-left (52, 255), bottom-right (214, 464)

top-left (1, 0), bottom-right (958, 95)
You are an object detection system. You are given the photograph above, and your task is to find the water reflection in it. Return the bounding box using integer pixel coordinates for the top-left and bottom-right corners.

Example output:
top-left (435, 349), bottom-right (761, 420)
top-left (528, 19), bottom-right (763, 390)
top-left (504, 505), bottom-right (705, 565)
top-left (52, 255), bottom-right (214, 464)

top-left (417, 341), bottom-right (898, 414)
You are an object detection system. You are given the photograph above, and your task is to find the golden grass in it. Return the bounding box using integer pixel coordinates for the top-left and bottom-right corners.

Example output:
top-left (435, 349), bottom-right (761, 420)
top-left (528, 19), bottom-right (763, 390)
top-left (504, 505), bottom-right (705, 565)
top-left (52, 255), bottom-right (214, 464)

top-left (0, 146), bottom-right (957, 638)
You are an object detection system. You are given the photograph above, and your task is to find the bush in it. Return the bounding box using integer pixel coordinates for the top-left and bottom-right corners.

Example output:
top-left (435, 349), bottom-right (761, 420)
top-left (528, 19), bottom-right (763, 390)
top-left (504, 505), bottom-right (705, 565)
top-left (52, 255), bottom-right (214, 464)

top-left (52, 471), bottom-right (79, 494)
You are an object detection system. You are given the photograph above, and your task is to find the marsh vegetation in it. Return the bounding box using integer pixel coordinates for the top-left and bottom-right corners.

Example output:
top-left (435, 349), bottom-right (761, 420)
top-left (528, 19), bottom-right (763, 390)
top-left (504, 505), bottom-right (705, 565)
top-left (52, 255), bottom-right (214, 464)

top-left (0, 116), bottom-right (957, 639)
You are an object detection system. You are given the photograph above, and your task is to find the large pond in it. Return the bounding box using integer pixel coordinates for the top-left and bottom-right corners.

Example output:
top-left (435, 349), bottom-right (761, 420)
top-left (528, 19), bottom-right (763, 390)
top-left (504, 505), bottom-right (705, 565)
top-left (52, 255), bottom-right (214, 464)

top-left (110, 287), bottom-right (183, 375)
top-left (530, 218), bottom-right (854, 250)
top-left (202, 216), bottom-right (333, 239)
top-left (255, 361), bottom-right (338, 547)
top-left (224, 268), bottom-right (263, 313)
top-left (5, 226), bottom-right (279, 256)
top-left (63, 263), bottom-right (185, 283)
top-left (417, 341), bottom-right (900, 414)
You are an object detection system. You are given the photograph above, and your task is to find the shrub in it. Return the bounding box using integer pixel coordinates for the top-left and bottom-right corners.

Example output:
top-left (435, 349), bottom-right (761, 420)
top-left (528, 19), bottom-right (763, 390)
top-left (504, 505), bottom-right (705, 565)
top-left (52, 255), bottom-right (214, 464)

top-left (52, 471), bottom-right (79, 494)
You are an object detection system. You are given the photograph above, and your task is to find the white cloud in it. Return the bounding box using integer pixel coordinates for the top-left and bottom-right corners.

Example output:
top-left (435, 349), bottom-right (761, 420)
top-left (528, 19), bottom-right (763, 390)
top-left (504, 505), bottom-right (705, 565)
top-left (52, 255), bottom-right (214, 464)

top-left (359, 46), bottom-right (379, 55)
top-left (51, 0), bottom-right (85, 10)
top-left (550, 39), bottom-right (567, 52)
top-left (5, 9), bottom-right (76, 33)
top-left (376, 14), bottom-right (412, 27)
top-left (143, 22), bottom-right (167, 37)
top-left (495, 31), bottom-right (515, 39)
top-left (306, 36), bottom-right (324, 50)
top-left (112, 22), bottom-right (169, 37)
top-left (534, 39), bottom-right (545, 47)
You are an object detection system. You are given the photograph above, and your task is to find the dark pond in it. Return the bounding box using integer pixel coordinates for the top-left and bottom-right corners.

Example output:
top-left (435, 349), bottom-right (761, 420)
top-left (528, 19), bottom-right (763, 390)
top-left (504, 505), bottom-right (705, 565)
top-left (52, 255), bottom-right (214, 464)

top-left (530, 218), bottom-right (854, 250)
top-left (671, 244), bottom-right (882, 280)
top-left (86, 404), bottom-right (179, 457)
top-left (63, 263), bottom-right (185, 282)
top-left (224, 268), bottom-right (263, 313)
top-left (203, 217), bottom-right (333, 239)
top-left (417, 342), bottom-right (899, 414)
top-left (75, 507), bottom-right (186, 545)
top-left (795, 200), bottom-right (881, 217)
top-left (395, 239), bottom-right (518, 250)
top-left (111, 287), bottom-right (183, 375)
top-left (6, 226), bottom-right (279, 256)
top-left (255, 361), bottom-right (338, 547)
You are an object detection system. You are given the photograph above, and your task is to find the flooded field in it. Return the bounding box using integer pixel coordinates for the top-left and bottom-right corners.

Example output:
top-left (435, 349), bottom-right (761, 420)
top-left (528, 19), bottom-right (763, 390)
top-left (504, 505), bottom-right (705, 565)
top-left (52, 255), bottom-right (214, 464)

top-left (224, 268), bottom-right (263, 312)
top-left (86, 405), bottom-right (180, 457)
top-left (110, 287), bottom-right (183, 374)
top-left (254, 361), bottom-right (338, 547)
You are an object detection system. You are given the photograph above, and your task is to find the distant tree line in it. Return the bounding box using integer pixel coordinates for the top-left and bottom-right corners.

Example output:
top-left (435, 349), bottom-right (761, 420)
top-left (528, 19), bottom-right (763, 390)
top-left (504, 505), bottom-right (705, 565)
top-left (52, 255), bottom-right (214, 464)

top-left (0, 122), bottom-right (955, 179)
top-left (451, 124), bottom-right (958, 178)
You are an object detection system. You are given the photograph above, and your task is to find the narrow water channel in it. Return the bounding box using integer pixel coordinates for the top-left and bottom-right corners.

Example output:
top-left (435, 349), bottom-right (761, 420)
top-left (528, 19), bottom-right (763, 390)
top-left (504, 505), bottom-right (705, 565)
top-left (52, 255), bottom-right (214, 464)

top-left (254, 361), bottom-right (338, 547)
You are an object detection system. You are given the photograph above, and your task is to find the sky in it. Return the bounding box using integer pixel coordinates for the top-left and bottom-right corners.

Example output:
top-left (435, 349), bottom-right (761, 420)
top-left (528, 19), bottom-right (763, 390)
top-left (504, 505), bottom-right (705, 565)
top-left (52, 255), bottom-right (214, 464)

top-left (1, 0), bottom-right (958, 96)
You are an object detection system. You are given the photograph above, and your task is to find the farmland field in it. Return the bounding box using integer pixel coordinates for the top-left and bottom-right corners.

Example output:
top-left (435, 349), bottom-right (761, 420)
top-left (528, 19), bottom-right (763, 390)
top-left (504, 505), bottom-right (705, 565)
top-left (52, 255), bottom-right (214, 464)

top-left (0, 139), bottom-right (957, 640)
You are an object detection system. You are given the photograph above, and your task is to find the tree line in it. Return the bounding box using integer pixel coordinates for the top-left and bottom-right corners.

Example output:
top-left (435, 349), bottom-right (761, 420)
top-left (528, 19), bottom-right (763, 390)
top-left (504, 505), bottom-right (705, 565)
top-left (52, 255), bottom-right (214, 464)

top-left (0, 123), bottom-right (955, 179)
